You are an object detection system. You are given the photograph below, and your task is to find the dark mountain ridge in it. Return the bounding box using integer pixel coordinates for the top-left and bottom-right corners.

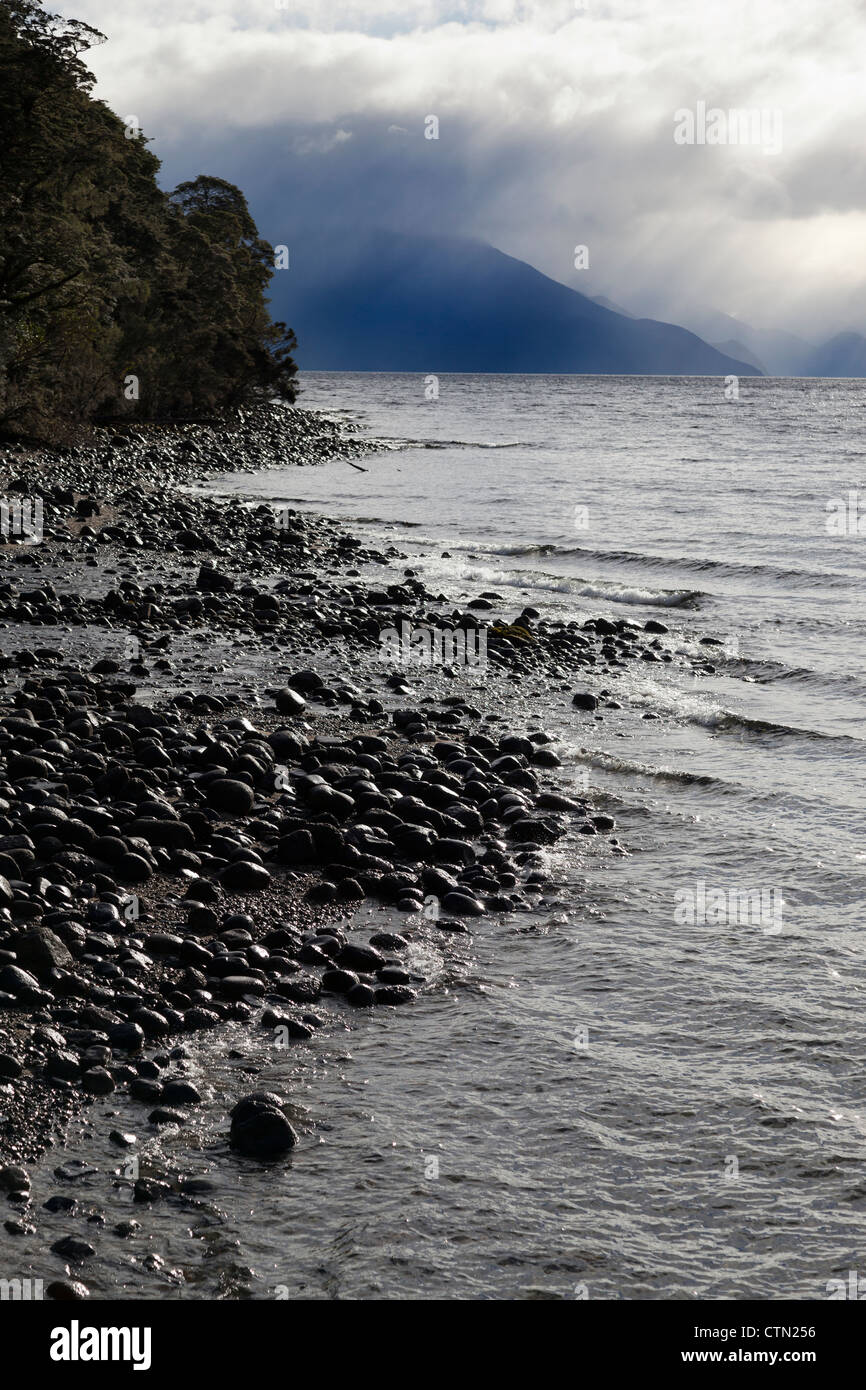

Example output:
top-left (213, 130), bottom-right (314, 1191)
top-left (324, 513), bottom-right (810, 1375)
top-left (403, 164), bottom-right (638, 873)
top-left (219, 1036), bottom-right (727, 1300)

top-left (267, 228), bottom-right (761, 377)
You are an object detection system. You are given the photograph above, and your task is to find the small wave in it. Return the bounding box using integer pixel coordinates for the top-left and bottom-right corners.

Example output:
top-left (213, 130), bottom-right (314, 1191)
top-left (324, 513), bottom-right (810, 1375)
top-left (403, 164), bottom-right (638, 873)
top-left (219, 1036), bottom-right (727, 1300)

top-left (733, 659), bottom-right (866, 700)
top-left (371, 436), bottom-right (529, 451)
top-left (362, 437), bottom-right (406, 451)
top-left (691, 710), bottom-right (859, 744)
top-left (678, 647), bottom-right (840, 685)
top-left (576, 750), bottom-right (734, 789)
top-left (490, 542), bottom-right (850, 588)
top-left (454, 564), bottom-right (701, 607)
top-left (575, 582), bottom-right (702, 609)
top-left (496, 543), bottom-right (564, 557)
top-left (460, 565), bottom-right (574, 596)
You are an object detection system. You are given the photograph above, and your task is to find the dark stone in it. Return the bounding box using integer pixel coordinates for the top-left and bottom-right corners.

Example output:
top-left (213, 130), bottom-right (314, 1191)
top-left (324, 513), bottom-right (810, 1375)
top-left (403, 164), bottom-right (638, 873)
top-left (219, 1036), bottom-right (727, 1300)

top-left (12, 927), bottom-right (73, 977)
top-left (434, 837), bottom-right (475, 865)
top-left (335, 877), bottom-right (365, 901)
top-left (51, 1236), bottom-right (96, 1261)
top-left (206, 778), bottom-right (254, 815)
top-left (298, 942), bottom-right (330, 966)
top-left (0, 1053), bottom-right (23, 1080)
top-left (114, 1220), bottom-right (141, 1238)
top-left (375, 985), bottom-right (416, 1005)
top-left (321, 967), bottom-right (358, 994)
top-left (279, 1018), bottom-right (313, 1041)
top-left (0, 964), bottom-right (41, 996)
top-left (53, 1160), bottom-right (97, 1182)
top-left (377, 965), bottom-right (411, 984)
top-left (336, 943), bottom-right (384, 974)
top-left (230, 1091), bottom-right (285, 1123)
top-left (276, 829), bottom-right (315, 864)
top-left (0, 1164), bottom-right (30, 1191)
top-left (43, 1195), bottom-right (77, 1213)
top-left (131, 818), bottom-right (195, 850)
top-left (148, 1107), bottom-right (187, 1126)
top-left (45, 1280), bottom-right (90, 1300)
top-left (536, 791), bottom-right (578, 812)
top-left (275, 973), bottom-right (321, 1004)
top-left (305, 881), bottom-right (335, 904)
top-left (287, 669), bottom-right (322, 694)
top-left (229, 1095), bottom-right (298, 1157)
top-left (220, 974), bottom-right (266, 998)
top-left (220, 860), bottom-right (270, 892)
top-left (442, 891), bottom-right (485, 917)
top-left (183, 1006), bottom-right (219, 1030)
top-left (146, 932), bottom-right (186, 954)
top-left (129, 1078), bottom-right (162, 1103)
top-left (196, 564), bottom-right (234, 593)
top-left (161, 1079), bottom-right (202, 1105)
top-left (9, 753), bottom-right (55, 780)
top-left (186, 904), bottom-right (220, 934)
top-left (118, 852), bottom-right (152, 884)
top-left (508, 817), bottom-right (560, 845)
top-left (346, 982), bottom-right (376, 1008)
top-left (45, 1050), bottom-right (81, 1081)
top-left (133, 1178), bottom-right (170, 1203)
top-left (82, 1067), bottom-right (115, 1095)
top-left (274, 687), bottom-right (306, 716)
top-left (108, 1021), bottom-right (145, 1051)
top-left (129, 1008), bottom-right (170, 1038)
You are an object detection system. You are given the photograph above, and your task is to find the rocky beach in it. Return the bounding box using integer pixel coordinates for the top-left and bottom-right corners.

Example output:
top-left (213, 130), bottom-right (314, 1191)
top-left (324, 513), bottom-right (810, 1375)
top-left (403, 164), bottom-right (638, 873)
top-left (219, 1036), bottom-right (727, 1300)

top-left (3, 0), bottom-right (864, 1344)
top-left (0, 402), bottom-right (732, 1298)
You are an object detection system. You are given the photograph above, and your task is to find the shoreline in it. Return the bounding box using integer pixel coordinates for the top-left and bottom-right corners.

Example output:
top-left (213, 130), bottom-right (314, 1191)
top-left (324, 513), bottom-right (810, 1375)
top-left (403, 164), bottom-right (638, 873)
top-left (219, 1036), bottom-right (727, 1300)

top-left (0, 403), bottom-right (717, 1298)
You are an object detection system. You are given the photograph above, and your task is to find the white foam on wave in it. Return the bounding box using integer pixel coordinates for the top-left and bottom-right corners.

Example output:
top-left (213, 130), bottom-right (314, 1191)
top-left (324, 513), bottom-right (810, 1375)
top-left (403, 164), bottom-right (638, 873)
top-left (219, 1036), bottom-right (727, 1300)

top-left (426, 560), bottom-right (701, 610)
top-left (574, 581), bottom-right (702, 609)
top-left (457, 564), bottom-right (573, 596)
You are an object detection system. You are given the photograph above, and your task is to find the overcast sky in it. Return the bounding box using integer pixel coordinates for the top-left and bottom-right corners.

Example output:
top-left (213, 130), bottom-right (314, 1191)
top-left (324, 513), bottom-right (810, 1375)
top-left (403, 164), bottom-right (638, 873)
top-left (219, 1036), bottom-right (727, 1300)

top-left (56, 0), bottom-right (866, 341)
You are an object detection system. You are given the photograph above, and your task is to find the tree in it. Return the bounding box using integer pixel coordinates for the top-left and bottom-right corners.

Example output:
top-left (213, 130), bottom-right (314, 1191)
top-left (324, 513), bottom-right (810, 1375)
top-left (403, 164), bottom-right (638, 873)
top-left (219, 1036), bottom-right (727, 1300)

top-left (0, 1), bottom-right (297, 438)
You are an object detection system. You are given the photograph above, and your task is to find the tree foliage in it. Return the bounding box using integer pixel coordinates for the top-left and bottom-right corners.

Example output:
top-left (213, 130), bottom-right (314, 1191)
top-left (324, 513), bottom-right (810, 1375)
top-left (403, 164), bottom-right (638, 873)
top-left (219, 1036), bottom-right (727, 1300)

top-left (0, 0), bottom-right (297, 438)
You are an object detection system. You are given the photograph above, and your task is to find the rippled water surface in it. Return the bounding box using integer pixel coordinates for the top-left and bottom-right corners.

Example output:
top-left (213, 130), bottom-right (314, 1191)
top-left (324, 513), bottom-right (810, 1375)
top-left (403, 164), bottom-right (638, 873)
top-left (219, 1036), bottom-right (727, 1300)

top-left (21, 375), bottom-right (866, 1300)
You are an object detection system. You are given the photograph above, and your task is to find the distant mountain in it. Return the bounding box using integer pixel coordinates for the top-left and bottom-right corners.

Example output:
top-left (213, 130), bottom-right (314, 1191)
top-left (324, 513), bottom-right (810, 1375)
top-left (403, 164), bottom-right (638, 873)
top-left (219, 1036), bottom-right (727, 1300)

top-left (267, 228), bottom-right (760, 376)
top-left (591, 294), bottom-right (638, 319)
top-left (806, 332), bottom-right (866, 377)
top-left (687, 311), bottom-right (814, 376)
top-left (711, 338), bottom-right (768, 374)
top-left (692, 311), bottom-right (866, 377)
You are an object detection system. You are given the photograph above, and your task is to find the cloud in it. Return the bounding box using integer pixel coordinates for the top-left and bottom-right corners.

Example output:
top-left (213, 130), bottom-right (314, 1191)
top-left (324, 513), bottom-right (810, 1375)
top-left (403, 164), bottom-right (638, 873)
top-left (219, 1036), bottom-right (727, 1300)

top-left (290, 128), bottom-right (354, 156)
top-left (53, 0), bottom-right (866, 335)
